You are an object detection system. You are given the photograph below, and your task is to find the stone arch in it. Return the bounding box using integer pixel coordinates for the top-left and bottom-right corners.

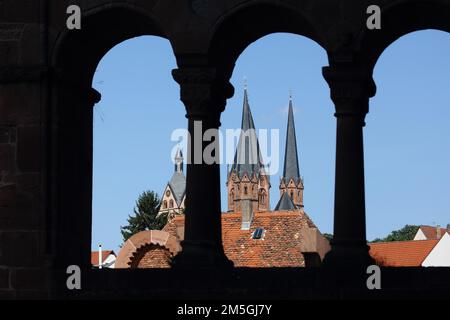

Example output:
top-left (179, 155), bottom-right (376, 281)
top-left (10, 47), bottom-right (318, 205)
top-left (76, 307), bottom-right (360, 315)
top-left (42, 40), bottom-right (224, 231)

top-left (358, 0), bottom-right (450, 71)
top-left (49, 4), bottom-right (176, 268)
top-left (52, 2), bottom-right (169, 85)
top-left (208, 2), bottom-right (325, 79)
top-left (115, 230), bottom-right (181, 268)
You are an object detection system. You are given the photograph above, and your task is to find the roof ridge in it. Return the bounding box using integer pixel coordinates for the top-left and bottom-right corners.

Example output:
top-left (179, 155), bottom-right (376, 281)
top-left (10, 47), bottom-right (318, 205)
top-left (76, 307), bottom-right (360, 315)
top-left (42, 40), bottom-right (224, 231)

top-left (370, 239), bottom-right (439, 245)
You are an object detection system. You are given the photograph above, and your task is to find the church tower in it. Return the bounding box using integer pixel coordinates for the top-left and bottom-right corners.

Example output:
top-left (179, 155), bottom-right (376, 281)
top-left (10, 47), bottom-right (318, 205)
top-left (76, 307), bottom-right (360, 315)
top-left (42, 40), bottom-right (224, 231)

top-left (275, 95), bottom-right (304, 210)
top-left (227, 86), bottom-right (270, 213)
top-left (158, 147), bottom-right (186, 219)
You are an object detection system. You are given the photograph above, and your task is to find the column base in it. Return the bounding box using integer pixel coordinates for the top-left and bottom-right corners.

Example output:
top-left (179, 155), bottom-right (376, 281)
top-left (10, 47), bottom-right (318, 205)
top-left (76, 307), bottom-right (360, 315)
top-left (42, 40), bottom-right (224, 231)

top-left (321, 240), bottom-right (375, 270)
top-left (171, 240), bottom-right (234, 269)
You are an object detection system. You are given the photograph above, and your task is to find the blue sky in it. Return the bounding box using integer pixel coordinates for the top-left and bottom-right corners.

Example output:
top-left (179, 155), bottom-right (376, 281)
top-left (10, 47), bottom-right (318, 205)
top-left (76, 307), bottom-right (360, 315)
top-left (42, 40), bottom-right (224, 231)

top-left (92, 31), bottom-right (450, 252)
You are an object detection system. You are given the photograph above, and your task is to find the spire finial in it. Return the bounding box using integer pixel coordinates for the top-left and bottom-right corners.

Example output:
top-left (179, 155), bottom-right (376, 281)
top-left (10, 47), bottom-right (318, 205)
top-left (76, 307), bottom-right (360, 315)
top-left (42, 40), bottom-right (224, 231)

top-left (244, 76), bottom-right (248, 91)
top-left (289, 89), bottom-right (293, 101)
top-left (174, 146), bottom-right (183, 173)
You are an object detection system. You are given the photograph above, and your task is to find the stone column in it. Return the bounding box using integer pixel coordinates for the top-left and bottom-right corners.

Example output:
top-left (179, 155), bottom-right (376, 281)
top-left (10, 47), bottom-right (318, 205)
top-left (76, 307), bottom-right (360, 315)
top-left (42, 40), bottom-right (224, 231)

top-left (54, 74), bottom-right (101, 269)
top-left (322, 64), bottom-right (376, 268)
top-left (172, 67), bottom-right (234, 268)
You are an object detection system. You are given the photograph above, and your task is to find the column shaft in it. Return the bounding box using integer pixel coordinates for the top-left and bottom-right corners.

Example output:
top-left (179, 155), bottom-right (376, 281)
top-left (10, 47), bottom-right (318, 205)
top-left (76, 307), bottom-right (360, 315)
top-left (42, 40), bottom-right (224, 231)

top-left (322, 65), bottom-right (375, 268)
top-left (172, 67), bottom-right (233, 268)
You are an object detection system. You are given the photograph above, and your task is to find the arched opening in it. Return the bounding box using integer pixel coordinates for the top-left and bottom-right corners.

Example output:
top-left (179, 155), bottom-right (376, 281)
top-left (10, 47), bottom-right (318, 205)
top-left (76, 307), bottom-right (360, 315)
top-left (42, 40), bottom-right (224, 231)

top-left (91, 35), bottom-right (184, 266)
top-left (359, 1), bottom-right (450, 70)
top-left (51, 5), bottom-right (178, 269)
top-left (365, 29), bottom-right (450, 266)
top-left (259, 190), bottom-right (266, 206)
top-left (209, 2), bottom-right (323, 78)
top-left (215, 25), bottom-right (333, 266)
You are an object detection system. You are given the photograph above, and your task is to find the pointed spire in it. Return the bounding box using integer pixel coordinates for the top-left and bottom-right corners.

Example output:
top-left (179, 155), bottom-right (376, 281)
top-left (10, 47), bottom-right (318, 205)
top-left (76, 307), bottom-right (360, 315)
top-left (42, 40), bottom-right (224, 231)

top-left (231, 85), bottom-right (264, 178)
top-left (169, 147), bottom-right (186, 207)
top-left (282, 95), bottom-right (301, 183)
top-left (274, 191), bottom-right (296, 211)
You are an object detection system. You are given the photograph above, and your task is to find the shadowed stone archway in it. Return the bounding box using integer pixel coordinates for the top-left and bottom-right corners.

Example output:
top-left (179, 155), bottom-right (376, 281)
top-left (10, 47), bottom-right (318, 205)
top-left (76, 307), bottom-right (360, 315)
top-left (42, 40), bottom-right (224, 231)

top-left (0, 0), bottom-right (449, 299)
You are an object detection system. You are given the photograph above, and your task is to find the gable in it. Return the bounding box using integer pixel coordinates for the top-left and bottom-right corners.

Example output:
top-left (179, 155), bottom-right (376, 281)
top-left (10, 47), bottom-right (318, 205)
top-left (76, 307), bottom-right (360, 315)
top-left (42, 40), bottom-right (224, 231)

top-left (160, 184), bottom-right (179, 209)
top-left (414, 228), bottom-right (427, 240)
top-left (422, 233), bottom-right (450, 267)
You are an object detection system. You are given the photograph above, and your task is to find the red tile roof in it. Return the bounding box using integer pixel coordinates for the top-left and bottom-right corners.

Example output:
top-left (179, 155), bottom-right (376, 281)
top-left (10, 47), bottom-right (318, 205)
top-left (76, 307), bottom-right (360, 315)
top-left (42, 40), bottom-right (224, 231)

top-left (369, 240), bottom-right (439, 267)
top-left (418, 225), bottom-right (449, 240)
top-left (163, 210), bottom-right (329, 268)
top-left (91, 250), bottom-right (115, 266)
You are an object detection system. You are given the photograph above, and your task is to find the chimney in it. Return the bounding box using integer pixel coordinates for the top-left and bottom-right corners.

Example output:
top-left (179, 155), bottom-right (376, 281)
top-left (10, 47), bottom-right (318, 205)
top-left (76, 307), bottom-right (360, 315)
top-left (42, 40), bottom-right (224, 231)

top-left (241, 199), bottom-right (253, 230)
top-left (436, 225), bottom-right (441, 239)
top-left (98, 244), bottom-right (102, 269)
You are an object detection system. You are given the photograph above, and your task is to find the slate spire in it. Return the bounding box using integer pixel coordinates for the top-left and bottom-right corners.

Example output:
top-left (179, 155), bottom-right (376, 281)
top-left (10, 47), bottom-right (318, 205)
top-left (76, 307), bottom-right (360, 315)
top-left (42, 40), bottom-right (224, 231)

top-left (282, 95), bottom-right (301, 183)
top-left (230, 86), bottom-right (264, 178)
top-left (274, 191), bottom-right (296, 211)
top-left (169, 148), bottom-right (186, 207)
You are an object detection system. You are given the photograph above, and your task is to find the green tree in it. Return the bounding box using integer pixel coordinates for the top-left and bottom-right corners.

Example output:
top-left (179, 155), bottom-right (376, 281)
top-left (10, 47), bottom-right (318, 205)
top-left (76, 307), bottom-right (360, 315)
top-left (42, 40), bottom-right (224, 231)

top-left (120, 190), bottom-right (168, 242)
top-left (370, 225), bottom-right (419, 243)
top-left (323, 233), bottom-right (333, 242)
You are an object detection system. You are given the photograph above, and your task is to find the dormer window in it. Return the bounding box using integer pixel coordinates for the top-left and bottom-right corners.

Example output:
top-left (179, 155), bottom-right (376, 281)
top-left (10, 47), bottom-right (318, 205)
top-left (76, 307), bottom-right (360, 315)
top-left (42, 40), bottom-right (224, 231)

top-left (252, 227), bottom-right (265, 240)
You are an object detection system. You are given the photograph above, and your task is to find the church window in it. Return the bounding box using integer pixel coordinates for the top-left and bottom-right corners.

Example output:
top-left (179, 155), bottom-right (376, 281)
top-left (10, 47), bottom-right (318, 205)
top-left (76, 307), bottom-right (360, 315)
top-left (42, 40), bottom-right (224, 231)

top-left (259, 190), bottom-right (265, 205)
top-left (169, 199), bottom-right (174, 208)
top-left (163, 201), bottom-right (167, 209)
top-left (244, 186), bottom-right (248, 195)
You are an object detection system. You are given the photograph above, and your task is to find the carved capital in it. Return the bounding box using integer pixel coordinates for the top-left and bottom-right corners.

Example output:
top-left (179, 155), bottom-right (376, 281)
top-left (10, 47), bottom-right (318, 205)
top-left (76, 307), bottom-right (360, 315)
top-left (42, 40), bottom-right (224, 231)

top-left (172, 67), bottom-right (234, 124)
top-left (323, 65), bottom-right (376, 118)
top-left (88, 88), bottom-right (101, 106)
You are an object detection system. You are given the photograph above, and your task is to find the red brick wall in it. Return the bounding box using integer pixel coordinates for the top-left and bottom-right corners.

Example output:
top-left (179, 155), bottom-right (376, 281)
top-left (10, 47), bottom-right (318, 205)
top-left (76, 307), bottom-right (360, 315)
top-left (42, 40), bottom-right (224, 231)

top-left (130, 245), bottom-right (172, 268)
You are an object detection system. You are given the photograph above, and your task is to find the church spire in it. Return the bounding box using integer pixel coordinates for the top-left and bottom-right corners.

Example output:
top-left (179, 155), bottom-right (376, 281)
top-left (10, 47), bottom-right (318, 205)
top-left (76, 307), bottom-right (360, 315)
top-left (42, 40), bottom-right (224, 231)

top-left (278, 94), bottom-right (304, 209)
top-left (283, 95), bottom-right (300, 183)
top-left (227, 84), bottom-right (270, 214)
top-left (230, 86), bottom-right (264, 178)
